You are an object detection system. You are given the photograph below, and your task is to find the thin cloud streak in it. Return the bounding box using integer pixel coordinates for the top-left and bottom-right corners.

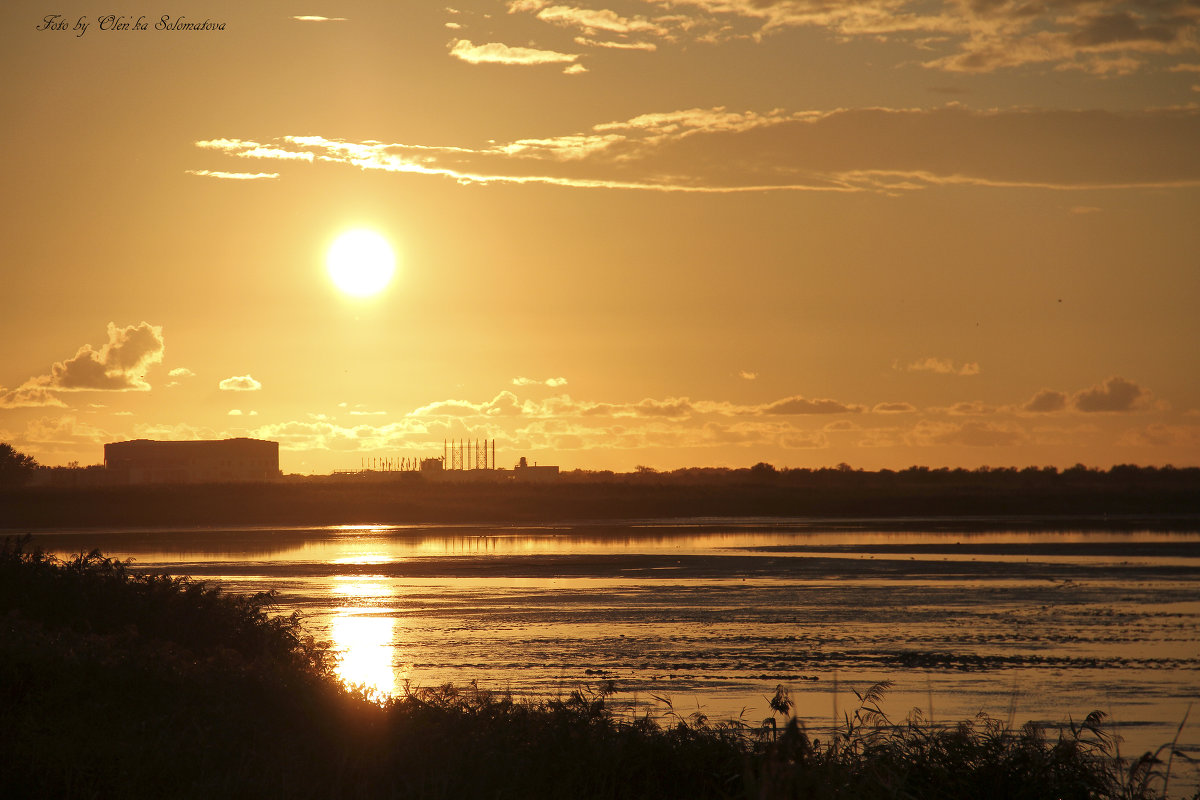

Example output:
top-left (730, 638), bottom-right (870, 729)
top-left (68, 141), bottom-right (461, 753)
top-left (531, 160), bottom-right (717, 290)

top-left (191, 105), bottom-right (1200, 195)
top-left (185, 169), bottom-right (280, 180)
top-left (903, 357), bottom-right (981, 376)
top-left (448, 38), bottom-right (580, 65)
top-left (575, 36), bottom-right (657, 50)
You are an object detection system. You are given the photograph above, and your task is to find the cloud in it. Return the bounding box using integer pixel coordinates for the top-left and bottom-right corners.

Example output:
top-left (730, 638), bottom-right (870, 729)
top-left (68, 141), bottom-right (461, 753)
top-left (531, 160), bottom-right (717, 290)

top-left (1072, 376), bottom-right (1149, 413)
top-left (1118, 423), bottom-right (1200, 447)
top-left (497, 0), bottom-right (1199, 78)
top-left (409, 391), bottom-right (526, 418)
top-left (512, 376), bottom-right (568, 387)
top-left (574, 36), bottom-right (657, 50)
top-left (908, 419), bottom-right (1028, 447)
top-left (405, 390), bottom-right (868, 422)
top-left (21, 415), bottom-right (111, 446)
top-left (569, 396), bottom-right (698, 419)
top-left (219, 375), bottom-right (263, 392)
top-left (0, 386), bottom-right (68, 409)
top-left (291, 15), bottom-right (346, 22)
top-left (904, 357), bottom-right (980, 376)
top-left (872, 402), bottom-right (917, 414)
top-left (168, 367), bottom-right (194, 378)
top-left (129, 422), bottom-right (220, 442)
top-left (47, 322), bottom-right (165, 391)
top-left (193, 105), bottom-right (1200, 196)
top-left (626, 397), bottom-right (694, 418)
top-left (248, 418), bottom-right (436, 452)
top-left (563, 63), bottom-right (589, 74)
top-left (507, 415), bottom-right (839, 453)
top-left (10, 323), bottom-right (165, 400)
top-left (242, 387), bottom-right (985, 458)
top-left (228, 409), bottom-right (243, 416)
top-left (921, 2), bottom-right (1200, 74)
top-left (622, 0), bottom-right (1200, 75)
top-left (1023, 389), bottom-right (1069, 413)
top-left (948, 401), bottom-right (995, 415)
top-left (531, 4), bottom-right (668, 36)
top-left (185, 169), bottom-right (280, 180)
top-left (780, 431), bottom-right (830, 449)
top-left (739, 371), bottom-right (758, 380)
top-left (448, 38), bottom-right (579, 65)
top-left (195, 139), bottom-right (316, 162)
top-left (1019, 379), bottom-right (1152, 414)
top-left (761, 396), bottom-right (865, 415)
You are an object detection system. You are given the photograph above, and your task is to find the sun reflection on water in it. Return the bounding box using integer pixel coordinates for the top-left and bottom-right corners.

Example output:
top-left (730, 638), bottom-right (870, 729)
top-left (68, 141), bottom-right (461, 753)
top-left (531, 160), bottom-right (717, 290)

top-left (330, 575), bottom-right (402, 698)
top-left (331, 612), bottom-right (399, 698)
top-left (332, 554), bottom-right (396, 566)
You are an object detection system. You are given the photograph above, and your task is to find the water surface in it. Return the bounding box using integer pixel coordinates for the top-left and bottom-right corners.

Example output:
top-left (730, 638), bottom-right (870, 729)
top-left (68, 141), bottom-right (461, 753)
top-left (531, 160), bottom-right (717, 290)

top-left (28, 519), bottom-right (1200, 778)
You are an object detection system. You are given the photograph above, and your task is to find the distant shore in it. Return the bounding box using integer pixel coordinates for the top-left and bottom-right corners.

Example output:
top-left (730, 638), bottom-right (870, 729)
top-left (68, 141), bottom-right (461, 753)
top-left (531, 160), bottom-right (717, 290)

top-left (4, 466), bottom-right (1200, 528)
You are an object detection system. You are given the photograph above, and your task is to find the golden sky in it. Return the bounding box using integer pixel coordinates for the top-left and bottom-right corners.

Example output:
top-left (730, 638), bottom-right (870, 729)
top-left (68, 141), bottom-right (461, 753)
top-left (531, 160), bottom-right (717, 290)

top-left (2, 1), bottom-right (1198, 473)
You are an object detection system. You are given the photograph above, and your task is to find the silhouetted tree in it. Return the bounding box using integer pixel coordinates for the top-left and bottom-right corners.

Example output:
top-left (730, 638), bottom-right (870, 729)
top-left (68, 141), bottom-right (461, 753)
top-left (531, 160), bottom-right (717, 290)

top-left (0, 443), bottom-right (39, 486)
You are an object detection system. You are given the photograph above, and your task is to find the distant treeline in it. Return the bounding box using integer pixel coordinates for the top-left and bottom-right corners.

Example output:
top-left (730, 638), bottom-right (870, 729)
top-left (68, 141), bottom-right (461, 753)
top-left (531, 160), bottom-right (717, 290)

top-left (3, 463), bottom-right (1199, 528)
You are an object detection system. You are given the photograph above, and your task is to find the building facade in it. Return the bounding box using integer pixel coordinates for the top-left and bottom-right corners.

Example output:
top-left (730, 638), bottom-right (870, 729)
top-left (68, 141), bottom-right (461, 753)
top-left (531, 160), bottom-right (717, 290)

top-left (104, 438), bottom-right (280, 485)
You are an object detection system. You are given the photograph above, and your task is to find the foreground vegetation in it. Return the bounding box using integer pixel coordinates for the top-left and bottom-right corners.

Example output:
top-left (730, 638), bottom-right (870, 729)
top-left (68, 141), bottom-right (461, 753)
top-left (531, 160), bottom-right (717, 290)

top-left (2, 536), bottom-right (1195, 799)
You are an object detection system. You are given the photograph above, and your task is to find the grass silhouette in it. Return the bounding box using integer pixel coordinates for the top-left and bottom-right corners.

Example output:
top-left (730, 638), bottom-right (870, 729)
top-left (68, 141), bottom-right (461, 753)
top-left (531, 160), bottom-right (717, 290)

top-left (2, 535), bottom-right (1195, 799)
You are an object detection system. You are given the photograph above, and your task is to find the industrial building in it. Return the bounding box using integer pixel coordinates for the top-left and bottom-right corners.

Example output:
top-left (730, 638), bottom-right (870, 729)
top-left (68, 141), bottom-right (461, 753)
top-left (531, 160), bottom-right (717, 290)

top-left (331, 440), bottom-right (560, 482)
top-left (104, 438), bottom-right (280, 485)
top-left (513, 456), bottom-right (560, 482)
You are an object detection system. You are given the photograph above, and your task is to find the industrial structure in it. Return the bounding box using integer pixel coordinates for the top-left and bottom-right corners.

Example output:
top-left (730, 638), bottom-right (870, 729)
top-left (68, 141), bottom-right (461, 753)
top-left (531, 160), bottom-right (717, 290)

top-left (104, 438), bottom-right (280, 485)
top-left (336, 439), bottom-right (558, 481)
top-left (345, 439), bottom-right (498, 475)
top-left (445, 438), bottom-right (495, 471)
top-left (513, 456), bottom-right (560, 482)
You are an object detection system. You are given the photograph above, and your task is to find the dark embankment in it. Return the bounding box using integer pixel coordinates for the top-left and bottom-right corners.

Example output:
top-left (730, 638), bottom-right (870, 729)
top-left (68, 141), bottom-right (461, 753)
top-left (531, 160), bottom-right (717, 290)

top-left (3, 536), bottom-right (1196, 799)
top-left (4, 465), bottom-right (1200, 528)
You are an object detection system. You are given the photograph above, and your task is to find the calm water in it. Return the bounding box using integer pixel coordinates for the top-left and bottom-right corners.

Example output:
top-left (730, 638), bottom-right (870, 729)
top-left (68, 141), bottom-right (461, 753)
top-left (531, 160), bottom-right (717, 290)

top-left (26, 520), bottom-right (1200, 777)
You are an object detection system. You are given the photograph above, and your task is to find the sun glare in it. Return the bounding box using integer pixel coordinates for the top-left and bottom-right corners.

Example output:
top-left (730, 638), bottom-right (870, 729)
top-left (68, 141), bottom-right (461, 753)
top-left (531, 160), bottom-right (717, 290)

top-left (326, 229), bottom-right (396, 297)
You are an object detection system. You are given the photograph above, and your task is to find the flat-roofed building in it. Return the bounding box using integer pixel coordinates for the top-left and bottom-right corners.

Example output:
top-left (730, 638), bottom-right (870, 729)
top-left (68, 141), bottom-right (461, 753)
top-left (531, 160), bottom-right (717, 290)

top-left (104, 438), bottom-right (279, 485)
top-left (513, 456), bottom-right (559, 482)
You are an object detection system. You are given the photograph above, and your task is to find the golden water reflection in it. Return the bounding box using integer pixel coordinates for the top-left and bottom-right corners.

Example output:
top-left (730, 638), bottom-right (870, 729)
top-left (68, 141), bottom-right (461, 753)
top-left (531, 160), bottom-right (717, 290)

top-left (31, 525), bottom-right (1200, 566)
top-left (331, 613), bottom-right (398, 698)
top-left (330, 576), bottom-right (402, 698)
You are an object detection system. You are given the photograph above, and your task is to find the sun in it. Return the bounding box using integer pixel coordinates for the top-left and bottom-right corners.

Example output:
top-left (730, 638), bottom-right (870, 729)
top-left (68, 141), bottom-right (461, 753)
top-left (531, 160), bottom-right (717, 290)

top-left (326, 230), bottom-right (396, 297)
